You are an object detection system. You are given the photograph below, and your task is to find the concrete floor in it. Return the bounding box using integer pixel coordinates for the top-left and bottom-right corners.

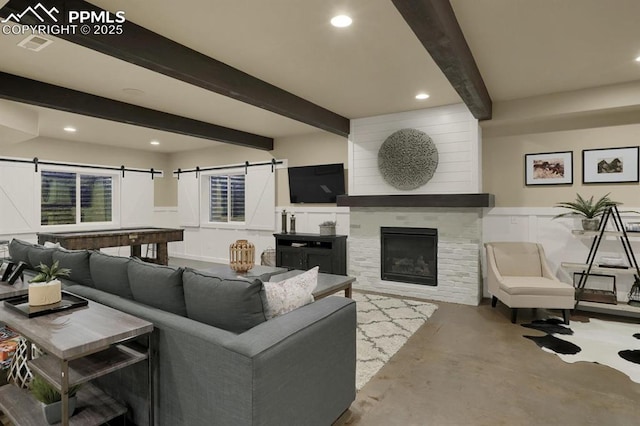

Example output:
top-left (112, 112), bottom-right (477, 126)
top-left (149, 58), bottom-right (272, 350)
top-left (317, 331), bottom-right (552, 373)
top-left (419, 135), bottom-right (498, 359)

top-left (169, 259), bottom-right (640, 425)
top-left (336, 300), bottom-right (640, 426)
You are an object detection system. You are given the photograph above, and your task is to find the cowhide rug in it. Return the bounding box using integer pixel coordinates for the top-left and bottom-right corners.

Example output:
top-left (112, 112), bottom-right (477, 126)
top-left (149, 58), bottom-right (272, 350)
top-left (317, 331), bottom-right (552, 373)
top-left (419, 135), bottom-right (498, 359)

top-left (522, 318), bottom-right (640, 383)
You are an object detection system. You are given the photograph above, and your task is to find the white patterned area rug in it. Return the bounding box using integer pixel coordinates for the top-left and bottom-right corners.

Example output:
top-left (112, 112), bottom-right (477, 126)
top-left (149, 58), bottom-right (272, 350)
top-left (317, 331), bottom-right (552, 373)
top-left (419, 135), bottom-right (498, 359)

top-left (338, 292), bottom-right (438, 390)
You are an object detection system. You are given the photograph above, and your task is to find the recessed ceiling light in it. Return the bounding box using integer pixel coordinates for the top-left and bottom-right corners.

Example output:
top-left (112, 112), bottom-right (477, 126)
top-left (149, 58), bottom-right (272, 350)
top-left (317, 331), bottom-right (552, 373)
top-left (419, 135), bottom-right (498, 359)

top-left (635, 56), bottom-right (640, 62)
top-left (331, 15), bottom-right (352, 28)
top-left (150, 140), bottom-right (160, 145)
top-left (63, 126), bottom-right (77, 132)
top-left (415, 93), bottom-right (430, 100)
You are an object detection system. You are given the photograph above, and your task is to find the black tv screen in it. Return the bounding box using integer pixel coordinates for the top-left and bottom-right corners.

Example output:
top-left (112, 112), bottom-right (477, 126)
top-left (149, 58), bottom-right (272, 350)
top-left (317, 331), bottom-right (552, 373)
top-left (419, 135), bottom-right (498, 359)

top-left (288, 163), bottom-right (346, 203)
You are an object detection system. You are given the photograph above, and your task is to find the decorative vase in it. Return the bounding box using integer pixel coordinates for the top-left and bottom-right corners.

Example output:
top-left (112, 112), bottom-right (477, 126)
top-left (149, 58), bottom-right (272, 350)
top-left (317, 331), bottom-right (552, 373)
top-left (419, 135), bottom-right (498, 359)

top-left (582, 218), bottom-right (600, 231)
top-left (319, 225), bottom-right (336, 236)
top-left (229, 240), bottom-right (255, 272)
top-left (43, 396), bottom-right (77, 425)
top-left (28, 279), bottom-right (62, 306)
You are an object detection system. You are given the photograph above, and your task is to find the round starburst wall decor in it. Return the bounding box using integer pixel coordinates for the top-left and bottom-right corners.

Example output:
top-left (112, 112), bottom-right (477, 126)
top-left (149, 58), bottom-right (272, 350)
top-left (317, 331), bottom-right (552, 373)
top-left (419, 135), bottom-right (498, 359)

top-left (377, 128), bottom-right (438, 190)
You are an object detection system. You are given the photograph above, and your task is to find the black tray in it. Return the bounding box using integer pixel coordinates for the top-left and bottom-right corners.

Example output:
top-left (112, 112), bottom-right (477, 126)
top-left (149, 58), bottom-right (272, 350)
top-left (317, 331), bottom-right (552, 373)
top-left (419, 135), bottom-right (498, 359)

top-left (4, 291), bottom-right (88, 318)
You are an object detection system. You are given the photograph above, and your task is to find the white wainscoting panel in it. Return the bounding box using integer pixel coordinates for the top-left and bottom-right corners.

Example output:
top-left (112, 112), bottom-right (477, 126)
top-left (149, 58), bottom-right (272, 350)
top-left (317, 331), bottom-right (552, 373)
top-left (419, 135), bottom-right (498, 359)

top-left (483, 207), bottom-right (640, 301)
top-left (167, 206), bottom-right (350, 264)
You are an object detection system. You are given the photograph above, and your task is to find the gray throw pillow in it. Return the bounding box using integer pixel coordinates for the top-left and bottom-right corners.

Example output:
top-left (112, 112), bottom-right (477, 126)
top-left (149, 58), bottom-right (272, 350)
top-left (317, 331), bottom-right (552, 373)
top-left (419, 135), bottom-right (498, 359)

top-left (8, 239), bottom-right (33, 268)
top-left (128, 259), bottom-right (186, 316)
top-left (52, 249), bottom-right (94, 287)
top-left (27, 245), bottom-right (56, 270)
top-left (90, 252), bottom-right (133, 299)
top-left (182, 268), bottom-right (267, 334)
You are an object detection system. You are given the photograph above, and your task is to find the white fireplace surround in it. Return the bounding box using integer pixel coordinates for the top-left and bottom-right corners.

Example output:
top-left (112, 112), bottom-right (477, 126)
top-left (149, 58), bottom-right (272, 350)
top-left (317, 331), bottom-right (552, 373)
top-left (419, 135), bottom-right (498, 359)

top-left (349, 207), bottom-right (483, 305)
top-left (346, 104), bottom-right (484, 305)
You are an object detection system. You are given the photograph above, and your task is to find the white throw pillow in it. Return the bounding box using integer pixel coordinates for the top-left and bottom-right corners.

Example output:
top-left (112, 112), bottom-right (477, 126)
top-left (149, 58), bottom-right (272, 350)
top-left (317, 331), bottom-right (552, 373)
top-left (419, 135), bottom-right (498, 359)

top-left (263, 267), bottom-right (319, 319)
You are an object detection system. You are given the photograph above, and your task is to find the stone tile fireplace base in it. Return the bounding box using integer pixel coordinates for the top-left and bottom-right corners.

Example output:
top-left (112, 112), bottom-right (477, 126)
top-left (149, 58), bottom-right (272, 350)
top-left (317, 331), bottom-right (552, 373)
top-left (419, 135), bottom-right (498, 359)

top-left (349, 207), bottom-right (483, 305)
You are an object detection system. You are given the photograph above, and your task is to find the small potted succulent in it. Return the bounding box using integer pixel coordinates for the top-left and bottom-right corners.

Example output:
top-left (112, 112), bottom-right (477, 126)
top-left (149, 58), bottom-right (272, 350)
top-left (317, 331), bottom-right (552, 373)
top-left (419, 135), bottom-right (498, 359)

top-left (28, 260), bottom-right (70, 306)
top-left (319, 220), bottom-right (337, 235)
top-left (553, 193), bottom-right (621, 231)
top-left (29, 374), bottom-right (81, 424)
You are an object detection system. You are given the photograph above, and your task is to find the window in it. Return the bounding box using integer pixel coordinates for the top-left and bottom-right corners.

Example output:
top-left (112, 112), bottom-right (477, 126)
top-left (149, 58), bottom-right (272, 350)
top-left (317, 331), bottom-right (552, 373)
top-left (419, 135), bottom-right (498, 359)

top-left (41, 171), bottom-right (113, 226)
top-left (209, 175), bottom-right (245, 223)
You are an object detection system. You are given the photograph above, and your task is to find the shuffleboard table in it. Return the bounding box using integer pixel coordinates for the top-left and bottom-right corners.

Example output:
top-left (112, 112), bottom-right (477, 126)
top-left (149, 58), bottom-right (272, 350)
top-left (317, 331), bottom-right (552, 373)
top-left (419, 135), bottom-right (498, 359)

top-left (37, 227), bottom-right (184, 265)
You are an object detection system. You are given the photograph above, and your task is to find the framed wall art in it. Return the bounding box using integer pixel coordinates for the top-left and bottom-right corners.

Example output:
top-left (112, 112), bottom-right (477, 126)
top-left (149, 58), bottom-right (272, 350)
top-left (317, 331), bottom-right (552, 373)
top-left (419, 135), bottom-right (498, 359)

top-left (524, 151), bottom-right (573, 186)
top-left (582, 146), bottom-right (639, 184)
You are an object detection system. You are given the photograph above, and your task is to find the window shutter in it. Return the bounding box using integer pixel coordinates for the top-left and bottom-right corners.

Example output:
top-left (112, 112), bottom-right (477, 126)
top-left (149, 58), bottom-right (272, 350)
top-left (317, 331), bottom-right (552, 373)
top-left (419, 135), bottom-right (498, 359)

top-left (229, 175), bottom-right (245, 222)
top-left (81, 175), bottom-right (113, 223)
top-left (209, 176), bottom-right (228, 222)
top-left (41, 171), bottom-right (76, 225)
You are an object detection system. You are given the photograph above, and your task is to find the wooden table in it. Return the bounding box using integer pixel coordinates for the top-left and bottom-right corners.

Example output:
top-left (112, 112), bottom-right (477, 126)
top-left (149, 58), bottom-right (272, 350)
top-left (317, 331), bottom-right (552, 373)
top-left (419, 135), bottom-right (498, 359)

top-left (0, 279), bottom-right (27, 300)
top-left (269, 270), bottom-right (355, 299)
top-left (0, 298), bottom-right (154, 426)
top-left (38, 227), bottom-right (184, 265)
top-left (200, 264), bottom-right (287, 281)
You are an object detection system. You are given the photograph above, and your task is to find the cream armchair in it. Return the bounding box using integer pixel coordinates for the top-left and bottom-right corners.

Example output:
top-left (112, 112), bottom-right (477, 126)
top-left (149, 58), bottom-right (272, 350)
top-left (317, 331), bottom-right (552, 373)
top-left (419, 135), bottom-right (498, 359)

top-left (484, 242), bottom-right (575, 324)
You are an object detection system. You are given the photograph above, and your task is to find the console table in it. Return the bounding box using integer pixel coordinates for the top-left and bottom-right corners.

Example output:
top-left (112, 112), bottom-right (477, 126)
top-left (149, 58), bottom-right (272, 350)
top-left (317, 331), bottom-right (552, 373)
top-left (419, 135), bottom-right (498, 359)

top-left (0, 298), bottom-right (154, 426)
top-left (274, 233), bottom-right (347, 275)
top-left (38, 227), bottom-right (184, 265)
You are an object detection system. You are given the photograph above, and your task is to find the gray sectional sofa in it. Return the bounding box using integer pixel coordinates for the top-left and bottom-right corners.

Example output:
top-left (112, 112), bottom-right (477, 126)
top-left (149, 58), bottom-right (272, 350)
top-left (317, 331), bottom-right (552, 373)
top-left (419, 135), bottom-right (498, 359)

top-left (8, 239), bottom-right (357, 426)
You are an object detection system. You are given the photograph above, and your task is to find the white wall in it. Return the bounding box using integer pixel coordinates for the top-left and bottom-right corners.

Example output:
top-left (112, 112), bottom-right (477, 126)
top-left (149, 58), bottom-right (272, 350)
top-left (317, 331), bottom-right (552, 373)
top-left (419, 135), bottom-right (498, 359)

top-left (483, 207), bottom-right (640, 301)
top-left (166, 206), bottom-right (349, 264)
top-left (349, 103), bottom-right (481, 195)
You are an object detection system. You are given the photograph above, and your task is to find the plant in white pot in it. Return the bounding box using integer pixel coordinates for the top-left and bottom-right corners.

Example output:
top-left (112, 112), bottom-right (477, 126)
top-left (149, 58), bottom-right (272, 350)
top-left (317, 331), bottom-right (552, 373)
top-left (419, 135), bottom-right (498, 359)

top-left (29, 374), bottom-right (81, 424)
top-left (28, 260), bottom-right (70, 306)
top-left (553, 193), bottom-right (621, 231)
top-left (319, 220), bottom-right (337, 235)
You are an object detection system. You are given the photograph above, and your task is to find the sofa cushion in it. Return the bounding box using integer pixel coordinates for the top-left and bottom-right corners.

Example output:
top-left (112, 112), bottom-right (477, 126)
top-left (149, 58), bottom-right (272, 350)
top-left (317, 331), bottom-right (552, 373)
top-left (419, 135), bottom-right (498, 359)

top-left (8, 239), bottom-right (33, 268)
top-left (27, 245), bottom-right (56, 270)
top-left (52, 249), bottom-right (94, 287)
top-left (183, 268), bottom-right (266, 333)
top-left (90, 252), bottom-right (133, 299)
top-left (128, 259), bottom-right (186, 316)
top-left (262, 267), bottom-right (318, 319)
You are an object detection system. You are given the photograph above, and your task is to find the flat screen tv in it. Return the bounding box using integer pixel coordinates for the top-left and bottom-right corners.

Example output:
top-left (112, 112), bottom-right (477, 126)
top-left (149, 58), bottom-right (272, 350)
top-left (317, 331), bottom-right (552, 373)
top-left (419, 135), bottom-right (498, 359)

top-left (288, 163), bottom-right (346, 203)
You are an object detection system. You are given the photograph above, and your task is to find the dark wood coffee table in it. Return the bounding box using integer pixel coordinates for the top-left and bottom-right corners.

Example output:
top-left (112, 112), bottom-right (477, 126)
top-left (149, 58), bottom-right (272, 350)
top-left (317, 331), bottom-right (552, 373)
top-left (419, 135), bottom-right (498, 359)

top-left (269, 270), bottom-right (355, 299)
top-left (200, 264), bottom-right (287, 281)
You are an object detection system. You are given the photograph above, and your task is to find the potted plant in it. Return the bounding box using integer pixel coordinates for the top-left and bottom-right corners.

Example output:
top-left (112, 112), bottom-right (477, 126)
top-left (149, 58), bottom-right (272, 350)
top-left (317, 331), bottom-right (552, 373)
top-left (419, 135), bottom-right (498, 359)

top-left (319, 220), bottom-right (337, 235)
top-left (553, 193), bottom-right (621, 230)
top-left (29, 374), bottom-right (81, 424)
top-left (28, 260), bottom-right (71, 306)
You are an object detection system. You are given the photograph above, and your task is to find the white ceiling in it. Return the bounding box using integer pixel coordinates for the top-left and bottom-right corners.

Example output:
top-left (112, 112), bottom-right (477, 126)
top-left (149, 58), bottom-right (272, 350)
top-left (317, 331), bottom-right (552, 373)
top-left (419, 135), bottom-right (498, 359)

top-left (1, 0), bottom-right (639, 153)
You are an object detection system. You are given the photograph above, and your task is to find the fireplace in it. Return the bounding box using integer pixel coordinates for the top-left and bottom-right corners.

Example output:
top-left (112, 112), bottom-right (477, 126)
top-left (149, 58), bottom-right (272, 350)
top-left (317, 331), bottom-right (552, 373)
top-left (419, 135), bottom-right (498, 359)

top-left (380, 227), bottom-right (437, 286)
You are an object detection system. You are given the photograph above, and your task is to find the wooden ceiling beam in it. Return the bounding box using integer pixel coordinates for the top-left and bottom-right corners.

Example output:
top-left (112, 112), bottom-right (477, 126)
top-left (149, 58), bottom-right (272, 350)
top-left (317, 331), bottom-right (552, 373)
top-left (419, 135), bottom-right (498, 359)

top-left (0, 72), bottom-right (274, 150)
top-left (0, 0), bottom-right (350, 137)
top-left (392, 0), bottom-right (492, 120)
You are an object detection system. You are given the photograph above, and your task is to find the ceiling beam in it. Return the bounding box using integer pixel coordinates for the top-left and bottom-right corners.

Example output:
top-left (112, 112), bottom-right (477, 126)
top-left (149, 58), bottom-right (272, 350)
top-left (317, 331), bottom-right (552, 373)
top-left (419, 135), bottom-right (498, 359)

top-left (392, 0), bottom-right (492, 120)
top-left (0, 72), bottom-right (274, 150)
top-left (0, 0), bottom-right (350, 137)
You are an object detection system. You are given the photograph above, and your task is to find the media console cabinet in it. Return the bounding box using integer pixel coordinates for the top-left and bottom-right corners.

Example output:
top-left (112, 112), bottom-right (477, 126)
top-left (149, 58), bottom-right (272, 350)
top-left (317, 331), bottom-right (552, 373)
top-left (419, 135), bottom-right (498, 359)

top-left (274, 233), bottom-right (347, 275)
